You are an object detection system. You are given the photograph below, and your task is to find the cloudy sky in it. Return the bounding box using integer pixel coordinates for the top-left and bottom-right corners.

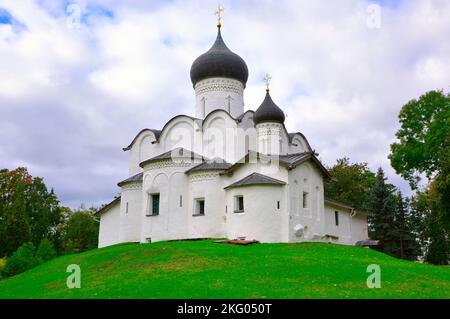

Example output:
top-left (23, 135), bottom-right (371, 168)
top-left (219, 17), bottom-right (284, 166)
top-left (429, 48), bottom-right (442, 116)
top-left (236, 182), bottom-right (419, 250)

top-left (1, 0), bottom-right (449, 208)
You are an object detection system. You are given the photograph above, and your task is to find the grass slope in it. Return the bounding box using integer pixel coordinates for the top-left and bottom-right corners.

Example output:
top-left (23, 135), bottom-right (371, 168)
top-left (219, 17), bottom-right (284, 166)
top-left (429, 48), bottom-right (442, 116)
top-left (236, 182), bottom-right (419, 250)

top-left (0, 240), bottom-right (449, 299)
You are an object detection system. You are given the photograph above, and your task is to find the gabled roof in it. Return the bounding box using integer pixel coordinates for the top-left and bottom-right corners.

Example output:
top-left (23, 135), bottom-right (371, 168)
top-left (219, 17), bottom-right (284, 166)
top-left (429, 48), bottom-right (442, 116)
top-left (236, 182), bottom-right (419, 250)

top-left (123, 129), bottom-right (162, 151)
top-left (223, 151), bottom-right (333, 181)
top-left (279, 152), bottom-right (311, 167)
top-left (324, 198), bottom-right (368, 216)
top-left (224, 172), bottom-right (286, 190)
top-left (279, 152), bottom-right (334, 181)
top-left (185, 160), bottom-right (231, 174)
top-left (117, 172), bottom-right (143, 187)
top-left (139, 148), bottom-right (204, 168)
top-left (222, 151), bottom-right (272, 175)
top-left (324, 198), bottom-right (354, 210)
top-left (95, 197), bottom-right (120, 216)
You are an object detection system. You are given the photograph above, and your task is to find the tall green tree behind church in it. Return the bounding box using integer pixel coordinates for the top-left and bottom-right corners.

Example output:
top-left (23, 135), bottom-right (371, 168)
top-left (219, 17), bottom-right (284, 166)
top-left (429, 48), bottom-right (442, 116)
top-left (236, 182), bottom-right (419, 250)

top-left (367, 168), bottom-right (397, 256)
top-left (390, 89), bottom-right (449, 264)
top-left (0, 168), bottom-right (62, 257)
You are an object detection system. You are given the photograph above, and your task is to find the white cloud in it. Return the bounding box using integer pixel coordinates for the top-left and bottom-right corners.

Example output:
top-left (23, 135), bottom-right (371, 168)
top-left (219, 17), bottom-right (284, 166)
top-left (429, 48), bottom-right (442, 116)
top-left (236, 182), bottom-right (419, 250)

top-left (0, 0), bottom-right (449, 207)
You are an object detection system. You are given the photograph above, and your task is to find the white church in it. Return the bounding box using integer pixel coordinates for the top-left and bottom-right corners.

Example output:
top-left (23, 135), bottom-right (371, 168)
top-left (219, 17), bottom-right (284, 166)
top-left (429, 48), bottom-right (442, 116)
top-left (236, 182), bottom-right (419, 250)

top-left (96, 13), bottom-right (369, 248)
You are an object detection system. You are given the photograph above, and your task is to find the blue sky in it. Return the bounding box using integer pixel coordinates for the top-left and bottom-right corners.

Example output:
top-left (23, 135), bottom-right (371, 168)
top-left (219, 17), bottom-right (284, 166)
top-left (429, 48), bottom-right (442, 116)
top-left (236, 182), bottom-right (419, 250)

top-left (0, 0), bottom-right (449, 208)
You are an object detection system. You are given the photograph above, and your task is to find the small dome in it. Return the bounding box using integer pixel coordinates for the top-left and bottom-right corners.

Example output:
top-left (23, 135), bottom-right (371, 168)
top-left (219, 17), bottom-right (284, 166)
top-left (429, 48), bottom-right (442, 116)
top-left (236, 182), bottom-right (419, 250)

top-left (190, 28), bottom-right (249, 87)
top-left (253, 91), bottom-right (286, 125)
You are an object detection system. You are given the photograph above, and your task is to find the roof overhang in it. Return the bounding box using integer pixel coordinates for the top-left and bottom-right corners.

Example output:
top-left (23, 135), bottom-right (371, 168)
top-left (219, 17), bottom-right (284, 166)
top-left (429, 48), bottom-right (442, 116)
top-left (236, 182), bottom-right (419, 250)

top-left (95, 197), bottom-right (120, 217)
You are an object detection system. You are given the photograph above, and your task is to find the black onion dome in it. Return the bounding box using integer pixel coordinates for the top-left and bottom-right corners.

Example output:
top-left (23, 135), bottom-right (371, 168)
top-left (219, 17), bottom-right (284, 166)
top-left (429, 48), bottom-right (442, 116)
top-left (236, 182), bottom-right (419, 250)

top-left (253, 91), bottom-right (286, 125)
top-left (190, 28), bottom-right (249, 87)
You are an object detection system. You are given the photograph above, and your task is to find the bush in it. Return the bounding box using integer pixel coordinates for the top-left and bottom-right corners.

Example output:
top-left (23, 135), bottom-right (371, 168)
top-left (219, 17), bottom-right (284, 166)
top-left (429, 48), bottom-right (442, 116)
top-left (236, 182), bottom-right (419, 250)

top-left (36, 238), bottom-right (57, 262)
top-left (2, 243), bottom-right (41, 278)
top-left (0, 257), bottom-right (6, 279)
top-left (63, 211), bottom-right (99, 253)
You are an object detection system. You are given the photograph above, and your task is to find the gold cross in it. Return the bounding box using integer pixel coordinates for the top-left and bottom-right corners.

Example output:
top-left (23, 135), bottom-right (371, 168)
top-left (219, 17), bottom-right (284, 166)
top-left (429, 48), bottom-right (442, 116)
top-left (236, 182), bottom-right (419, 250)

top-left (215, 4), bottom-right (224, 28)
top-left (264, 73), bottom-right (272, 91)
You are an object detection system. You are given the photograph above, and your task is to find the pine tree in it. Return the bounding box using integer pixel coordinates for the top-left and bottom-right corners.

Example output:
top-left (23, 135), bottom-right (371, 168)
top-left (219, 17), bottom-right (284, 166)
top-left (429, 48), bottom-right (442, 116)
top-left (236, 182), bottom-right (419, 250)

top-left (425, 217), bottom-right (449, 265)
top-left (36, 238), bottom-right (57, 262)
top-left (393, 192), bottom-right (420, 260)
top-left (424, 182), bottom-right (449, 265)
top-left (368, 168), bottom-right (397, 256)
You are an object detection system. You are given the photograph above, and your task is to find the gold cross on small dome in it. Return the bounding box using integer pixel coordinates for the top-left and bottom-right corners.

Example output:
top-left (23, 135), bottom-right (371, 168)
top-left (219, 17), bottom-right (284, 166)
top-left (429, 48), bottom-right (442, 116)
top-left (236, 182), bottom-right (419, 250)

top-left (215, 4), bottom-right (224, 28)
top-left (264, 73), bottom-right (272, 92)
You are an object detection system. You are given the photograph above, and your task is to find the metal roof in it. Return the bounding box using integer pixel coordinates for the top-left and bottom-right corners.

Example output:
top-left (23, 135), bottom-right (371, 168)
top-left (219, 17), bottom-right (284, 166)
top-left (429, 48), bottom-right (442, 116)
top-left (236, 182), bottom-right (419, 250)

top-left (95, 197), bottom-right (120, 216)
top-left (224, 172), bottom-right (286, 190)
top-left (185, 160), bottom-right (231, 174)
top-left (139, 148), bottom-right (204, 168)
top-left (190, 27), bottom-right (248, 87)
top-left (253, 91), bottom-right (285, 125)
top-left (117, 172), bottom-right (143, 187)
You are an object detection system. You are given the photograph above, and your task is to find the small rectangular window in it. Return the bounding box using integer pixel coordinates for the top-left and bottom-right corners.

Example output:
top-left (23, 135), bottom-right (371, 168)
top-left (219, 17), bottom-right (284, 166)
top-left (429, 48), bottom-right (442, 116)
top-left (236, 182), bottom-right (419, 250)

top-left (234, 195), bottom-right (244, 213)
top-left (335, 211), bottom-right (339, 226)
top-left (149, 194), bottom-right (160, 216)
top-left (125, 202), bottom-right (129, 214)
top-left (277, 201), bottom-right (280, 209)
top-left (194, 198), bottom-right (205, 216)
top-left (180, 195), bottom-right (183, 207)
top-left (302, 192), bottom-right (308, 209)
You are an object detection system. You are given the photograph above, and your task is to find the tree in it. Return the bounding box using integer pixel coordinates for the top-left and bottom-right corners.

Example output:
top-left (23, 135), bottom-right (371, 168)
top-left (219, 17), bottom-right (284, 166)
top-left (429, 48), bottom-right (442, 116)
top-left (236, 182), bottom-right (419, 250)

top-left (36, 238), bottom-right (57, 262)
top-left (389, 90), bottom-right (450, 188)
top-left (325, 158), bottom-right (376, 211)
top-left (62, 208), bottom-right (99, 253)
top-left (1, 242), bottom-right (41, 278)
top-left (0, 168), bottom-right (64, 257)
top-left (26, 180), bottom-right (62, 248)
top-left (426, 210), bottom-right (449, 265)
top-left (0, 168), bottom-right (32, 257)
top-left (389, 90), bottom-right (449, 264)
top-left (392, 192), bottom-right (420, 260)
top-left (367, 168), bottom-right (398, 256)
top-left (423, 182), bottom-right (449, 265)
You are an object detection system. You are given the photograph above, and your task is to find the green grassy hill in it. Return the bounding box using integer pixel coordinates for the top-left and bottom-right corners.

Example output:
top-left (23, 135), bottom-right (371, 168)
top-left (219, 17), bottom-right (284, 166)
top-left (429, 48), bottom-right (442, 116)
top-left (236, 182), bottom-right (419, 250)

top-left (0, 240), bottom-right (449, 299)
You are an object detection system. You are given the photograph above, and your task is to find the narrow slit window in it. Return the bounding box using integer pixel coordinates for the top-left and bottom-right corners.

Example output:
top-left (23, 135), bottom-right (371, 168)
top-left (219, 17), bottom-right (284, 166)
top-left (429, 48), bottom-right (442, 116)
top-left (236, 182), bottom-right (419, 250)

top-left (195, 198), bottom-right (205, 216)
top-left (149, 193), bottom-right (160, 216)
top-left (335, 211), bottom-right (339, 226)
top-left (302, 192), bottom-right (308, 209)
top-left (234, 196), bottom-right (244, 213)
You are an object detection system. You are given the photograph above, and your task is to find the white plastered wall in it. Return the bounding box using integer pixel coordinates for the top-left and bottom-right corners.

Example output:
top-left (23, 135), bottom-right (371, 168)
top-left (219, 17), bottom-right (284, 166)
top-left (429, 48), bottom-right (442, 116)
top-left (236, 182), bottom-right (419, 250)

top-left (187, 171), bottom-right (227, 239)
top-left (225, 185), bottom-right (286, 242)
top-left (288, 134), bottom-right (310, 154)
top-left (128, 130), bottom-right (161, 176)
top-left (98, 203), bottom-right (120, 248)
top-left (350, 213), bottom-right (369, 244)
top-left (140, 160), bottom-right (195, 243)
top-left (324, 204), bottom-right (369, 245)
top-left (119, 183), bottom-right (143, 243)
top-left (287, 161), bottom-right (326, 242)
top-left (323, 204), bottom-right (352, 244)
top-left (195, 77), bottom-right (245, 118)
